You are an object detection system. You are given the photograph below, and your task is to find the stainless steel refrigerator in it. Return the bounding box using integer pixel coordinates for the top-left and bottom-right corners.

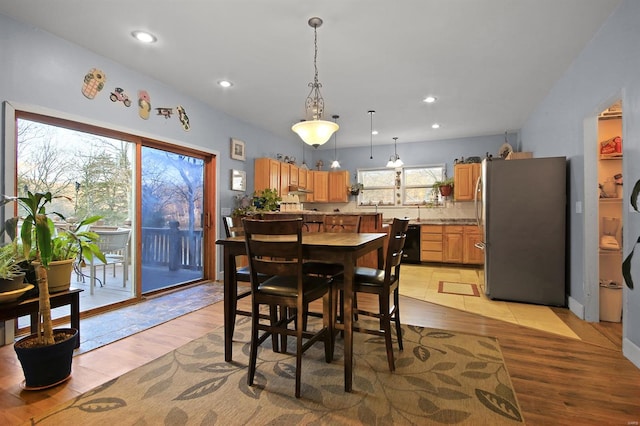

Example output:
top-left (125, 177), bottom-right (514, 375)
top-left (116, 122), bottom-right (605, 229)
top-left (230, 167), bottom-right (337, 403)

top-left (475, 157), bottom-right (566, 306)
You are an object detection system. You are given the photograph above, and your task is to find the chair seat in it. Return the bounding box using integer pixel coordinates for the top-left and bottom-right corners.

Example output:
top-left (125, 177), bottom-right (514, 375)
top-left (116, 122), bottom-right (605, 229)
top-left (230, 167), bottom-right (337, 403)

top-left (235, 265), bottom-right (269, 283)
top-left (259, 275), bottom-right (331, 299)
top-left (303, 261), bottom-right (344, 278)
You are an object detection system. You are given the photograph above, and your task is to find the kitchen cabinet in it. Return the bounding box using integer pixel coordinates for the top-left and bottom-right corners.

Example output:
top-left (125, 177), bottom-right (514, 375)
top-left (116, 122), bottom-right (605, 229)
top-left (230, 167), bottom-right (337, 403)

top-left (279, 162), bottom-right (290, 196)
top-left (253, 164), bottom-right (346, 204)
top-left (420, 225), bottom-right (443, 262)
top-left (289, 164), bottom-right (299, 187)
top-left (328, 170), bottom-right (350, 203)
top-left (443, 225), bottom-right (464, 263)
top-left (454, 163), bottom-right (481, 201)
top-left (311, 171), bottom-right (329, 202)
top-left (357, 213), bottom-right (385, 268)
top-left (463, 225), bottom-right (484, 264)
top-left (254, 158), bottom-right (280, 193)
top-left (298, 168), bottom-right (308, 189)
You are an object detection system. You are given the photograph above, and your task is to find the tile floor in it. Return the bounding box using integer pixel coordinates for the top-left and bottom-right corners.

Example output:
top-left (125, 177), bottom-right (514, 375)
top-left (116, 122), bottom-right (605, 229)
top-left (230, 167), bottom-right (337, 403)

top-left (399, 264), bottom-right (580, 339)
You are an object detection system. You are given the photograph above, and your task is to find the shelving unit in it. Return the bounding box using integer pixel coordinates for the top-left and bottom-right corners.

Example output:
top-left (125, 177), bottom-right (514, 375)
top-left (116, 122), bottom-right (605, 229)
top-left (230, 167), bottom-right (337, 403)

top-left (597, 116), bottom-right (623, 300)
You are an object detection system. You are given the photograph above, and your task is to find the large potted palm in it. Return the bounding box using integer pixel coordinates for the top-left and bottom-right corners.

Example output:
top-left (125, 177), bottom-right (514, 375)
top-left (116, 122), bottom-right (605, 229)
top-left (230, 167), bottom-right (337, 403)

top-left (2, 191), bottom-right (106, 389)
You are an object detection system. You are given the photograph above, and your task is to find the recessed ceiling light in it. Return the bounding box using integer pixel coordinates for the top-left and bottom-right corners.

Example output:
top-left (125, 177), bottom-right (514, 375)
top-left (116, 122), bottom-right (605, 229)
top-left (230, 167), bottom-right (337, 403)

top-left (423, 96), bottom-right (437, 103)
top-left (218, 80), bottom-right (233, 88)
top-left (131, 30), bottom-right (157, 43)
top-left (372, 130), bottom-right (379, 135)
top-left (432, 123), bottom-right (440, 129)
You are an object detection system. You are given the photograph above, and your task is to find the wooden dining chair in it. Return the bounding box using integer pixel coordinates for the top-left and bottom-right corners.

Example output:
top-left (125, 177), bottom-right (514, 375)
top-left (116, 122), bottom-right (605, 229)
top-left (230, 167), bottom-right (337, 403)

top-left (243, 218), bottom-right (333, 398)
top-left (222, 216), bottom-right (252, 312)
top-left (333, 217), bottom-right (410, 372)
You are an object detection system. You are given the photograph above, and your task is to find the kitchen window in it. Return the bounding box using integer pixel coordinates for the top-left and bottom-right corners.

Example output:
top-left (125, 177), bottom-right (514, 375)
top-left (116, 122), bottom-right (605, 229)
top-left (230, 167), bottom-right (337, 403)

top-left (357, 164), bottom-right (445, 207)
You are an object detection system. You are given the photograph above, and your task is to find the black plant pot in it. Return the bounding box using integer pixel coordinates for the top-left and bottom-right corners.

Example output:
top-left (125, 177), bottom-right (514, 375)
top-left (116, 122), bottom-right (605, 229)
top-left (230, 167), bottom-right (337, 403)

top-left (14, 328), bottom-right (78, 389)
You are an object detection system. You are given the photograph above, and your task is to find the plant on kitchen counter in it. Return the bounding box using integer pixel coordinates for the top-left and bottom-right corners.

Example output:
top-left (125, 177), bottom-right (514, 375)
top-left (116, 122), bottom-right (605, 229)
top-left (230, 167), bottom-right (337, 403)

top-left (622, 179), bottom-right (640, 290)
top-left (350, 182), bottom-right (364, 196)
top-left (433, 177), bottom-right (455, 197)
top-left (231, 189), bottom-right (282, 217)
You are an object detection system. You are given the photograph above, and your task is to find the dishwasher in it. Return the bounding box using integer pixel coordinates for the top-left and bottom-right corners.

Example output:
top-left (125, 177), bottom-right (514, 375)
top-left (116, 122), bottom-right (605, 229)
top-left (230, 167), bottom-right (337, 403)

top-left (402, 224), bottom-right (421, 263)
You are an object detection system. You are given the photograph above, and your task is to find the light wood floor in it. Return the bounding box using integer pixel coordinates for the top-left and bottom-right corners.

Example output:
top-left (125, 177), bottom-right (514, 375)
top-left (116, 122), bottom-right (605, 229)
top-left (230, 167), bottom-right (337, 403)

top-left (1, 269), bottom-right (637, 425)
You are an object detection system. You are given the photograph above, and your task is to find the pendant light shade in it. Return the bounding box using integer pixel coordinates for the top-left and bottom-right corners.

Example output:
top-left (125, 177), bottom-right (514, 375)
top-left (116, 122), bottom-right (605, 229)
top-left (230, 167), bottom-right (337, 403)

top-left (386, 137), bottom-right (403, 168)
top-left (291, 17), bottom-right (339, 148)
top-left (330, 115), bottom-right (340, 169)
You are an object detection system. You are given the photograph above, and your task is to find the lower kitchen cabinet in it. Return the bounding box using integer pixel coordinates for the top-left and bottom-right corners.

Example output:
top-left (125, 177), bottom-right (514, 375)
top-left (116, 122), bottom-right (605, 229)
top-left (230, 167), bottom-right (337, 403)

top-left (419, 224), bottom-right (483, 265)
top-left (443, 226), bottom-right (464, 263)
top-left (421, 225), bottom-right (443, 262)
top-left (463, 225), bottom-right (484, 265)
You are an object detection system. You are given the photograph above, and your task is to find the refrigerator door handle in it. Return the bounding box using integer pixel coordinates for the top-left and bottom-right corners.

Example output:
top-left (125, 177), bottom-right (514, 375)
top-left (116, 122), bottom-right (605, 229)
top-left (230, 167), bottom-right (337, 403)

top-left (474, 176), bottom-right (483, 228)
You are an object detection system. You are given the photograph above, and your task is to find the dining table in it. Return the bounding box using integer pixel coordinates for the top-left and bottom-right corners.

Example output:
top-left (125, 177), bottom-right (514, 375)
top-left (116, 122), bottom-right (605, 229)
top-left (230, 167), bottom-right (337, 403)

top-left (216, 231), bottom-right (387, 392)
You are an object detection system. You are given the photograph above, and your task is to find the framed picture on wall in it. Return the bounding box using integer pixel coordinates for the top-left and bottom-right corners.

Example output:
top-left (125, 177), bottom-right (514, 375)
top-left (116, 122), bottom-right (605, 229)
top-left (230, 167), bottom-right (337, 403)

top-left (231, 169), bottom-right (246, 191)
top-left (230, 138), bottom-right (246, 161)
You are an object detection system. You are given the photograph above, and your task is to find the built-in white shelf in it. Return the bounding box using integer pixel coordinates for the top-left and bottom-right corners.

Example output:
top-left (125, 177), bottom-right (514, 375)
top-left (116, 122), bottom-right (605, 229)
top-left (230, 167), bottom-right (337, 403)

top-left (599, 249), bottom-right (622, 255)
top-left (599, 197), bottom-right (623, 203)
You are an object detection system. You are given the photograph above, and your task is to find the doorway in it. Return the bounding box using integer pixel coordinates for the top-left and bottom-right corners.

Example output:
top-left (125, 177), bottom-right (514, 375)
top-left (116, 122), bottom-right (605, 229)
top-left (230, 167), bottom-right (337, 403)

top-left (6, 107), bottom-right (217, 325)
top-left (596, 101), bottom-right (624, 328)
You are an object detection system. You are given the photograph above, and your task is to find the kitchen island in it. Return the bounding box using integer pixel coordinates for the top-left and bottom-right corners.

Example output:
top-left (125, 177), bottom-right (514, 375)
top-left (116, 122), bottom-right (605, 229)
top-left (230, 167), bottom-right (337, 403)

top-left (260, 211), bottom-right (384, 268)
top-left (257, 211), bottom-right (483, 266)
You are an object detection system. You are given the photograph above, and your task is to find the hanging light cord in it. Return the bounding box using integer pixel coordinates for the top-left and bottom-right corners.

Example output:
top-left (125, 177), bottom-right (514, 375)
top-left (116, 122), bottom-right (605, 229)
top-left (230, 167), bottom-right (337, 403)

top-left (368, 110), bottom-right (375, 159)
top-left (333, 115), bottom-right (339, 162)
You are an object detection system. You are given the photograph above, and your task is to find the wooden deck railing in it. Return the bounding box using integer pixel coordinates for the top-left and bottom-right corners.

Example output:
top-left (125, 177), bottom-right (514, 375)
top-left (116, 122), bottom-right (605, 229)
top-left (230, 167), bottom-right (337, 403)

top-left (141, 224), bottom-right (203, 270)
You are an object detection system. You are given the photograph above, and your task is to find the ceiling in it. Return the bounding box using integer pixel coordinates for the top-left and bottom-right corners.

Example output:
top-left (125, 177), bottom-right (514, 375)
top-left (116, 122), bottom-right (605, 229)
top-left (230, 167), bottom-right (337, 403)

top-left (0, 0), bottom-right (621, 149)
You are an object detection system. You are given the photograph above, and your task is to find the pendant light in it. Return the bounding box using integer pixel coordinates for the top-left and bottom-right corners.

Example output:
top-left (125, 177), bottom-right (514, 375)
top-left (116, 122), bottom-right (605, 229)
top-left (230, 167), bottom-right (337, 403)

top-left (330, 115), bottom-right (340, 169)
top-left (386, 137), bottom-right (403, 168)
top-left (291, 17), bottom-right (339, 148)
top-left (368, 110), bottom-right (375, 159)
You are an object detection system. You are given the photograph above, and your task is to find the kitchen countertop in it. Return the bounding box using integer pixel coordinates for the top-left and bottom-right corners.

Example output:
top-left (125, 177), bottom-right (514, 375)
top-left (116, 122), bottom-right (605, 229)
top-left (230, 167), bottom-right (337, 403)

top-left (383, 218), bottom-right (477, 226)
top-left (264, 211), bottom-right (381, 216)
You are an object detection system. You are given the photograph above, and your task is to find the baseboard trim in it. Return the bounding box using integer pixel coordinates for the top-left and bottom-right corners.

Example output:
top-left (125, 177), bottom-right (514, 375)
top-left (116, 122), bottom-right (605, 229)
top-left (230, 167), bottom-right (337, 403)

top-left (568, 295), bottom-right (585, 320)
top-left (623, 338), bottom-right (640, 370)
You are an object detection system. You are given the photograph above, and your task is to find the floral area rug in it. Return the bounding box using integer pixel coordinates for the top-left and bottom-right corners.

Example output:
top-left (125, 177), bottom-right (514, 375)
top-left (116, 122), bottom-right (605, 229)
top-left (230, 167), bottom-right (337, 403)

top-left (34, 316), bottom-right (524, 425)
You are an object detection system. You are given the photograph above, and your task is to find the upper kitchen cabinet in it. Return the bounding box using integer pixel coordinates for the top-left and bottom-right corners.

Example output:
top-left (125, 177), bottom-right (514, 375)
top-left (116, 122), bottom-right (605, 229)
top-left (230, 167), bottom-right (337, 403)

top-left (328, 170), bottom-right (350, 203)
top-left (289, 164), bottom-right (299, 186)
top-left (298, 168), bottom-right (308, 189)
top-left (280, 162), bottom-right (290, 196)
top-left (254, 158), bottom-right (280, 193)
top-left (454, 163), bottom-right (481, 201)
top-left (311, 171), bottom-right (329, 202)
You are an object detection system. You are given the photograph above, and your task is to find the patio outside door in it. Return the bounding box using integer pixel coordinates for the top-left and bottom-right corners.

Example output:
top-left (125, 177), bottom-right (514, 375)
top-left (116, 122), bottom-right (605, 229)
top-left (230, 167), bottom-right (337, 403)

top-left (140, 146), bottom-right (205, 293)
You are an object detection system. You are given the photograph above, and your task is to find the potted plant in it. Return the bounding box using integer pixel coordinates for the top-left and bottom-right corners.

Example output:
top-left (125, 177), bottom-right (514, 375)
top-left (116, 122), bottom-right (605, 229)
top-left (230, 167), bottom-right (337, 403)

top-left (252, 188), bottom-right (281, 212)
top-left (350, 182), bottom-right (364, 196)
top-left (45, 217), bottom-right (105, 293)
top-left (1, 191), bottom-right (106, 389)
top-left (0, 242), bottom-right (32, 299)
top-left (433, 177), bottom-right (455, 197)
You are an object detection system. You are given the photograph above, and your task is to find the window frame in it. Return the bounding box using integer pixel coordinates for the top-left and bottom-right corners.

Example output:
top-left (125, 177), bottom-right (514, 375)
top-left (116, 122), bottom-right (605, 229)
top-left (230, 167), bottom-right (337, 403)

top-left (357, 163), bottom-right (447, 207)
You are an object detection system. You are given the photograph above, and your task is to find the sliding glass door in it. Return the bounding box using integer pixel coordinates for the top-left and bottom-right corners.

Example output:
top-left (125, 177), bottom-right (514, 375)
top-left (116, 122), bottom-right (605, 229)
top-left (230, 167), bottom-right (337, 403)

top-left (11, 110), bottom-right (215, 320)
top-left (140, 146), bottom-right (204, 293)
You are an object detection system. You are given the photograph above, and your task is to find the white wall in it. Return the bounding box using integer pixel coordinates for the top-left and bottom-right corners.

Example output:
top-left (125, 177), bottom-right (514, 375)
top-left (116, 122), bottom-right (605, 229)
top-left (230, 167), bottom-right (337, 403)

top-left (520, 0), bottom-right (640, 364)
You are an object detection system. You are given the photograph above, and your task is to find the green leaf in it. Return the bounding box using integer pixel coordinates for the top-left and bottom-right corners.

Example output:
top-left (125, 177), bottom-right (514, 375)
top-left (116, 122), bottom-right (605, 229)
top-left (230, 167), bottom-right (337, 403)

top-left (631, 179), bottom-right (640, 211)
top-left (622, 237), bottom-right (639, 290)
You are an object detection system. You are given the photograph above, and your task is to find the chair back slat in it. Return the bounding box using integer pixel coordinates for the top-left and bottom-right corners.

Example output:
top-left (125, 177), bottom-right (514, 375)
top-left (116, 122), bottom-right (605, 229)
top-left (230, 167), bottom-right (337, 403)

top-left (223, 216), bottom-right (244, 238)
top-left (384, 218), bottom-right (410, 281)
top-left (243, 218), bottom-right (303, 287)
